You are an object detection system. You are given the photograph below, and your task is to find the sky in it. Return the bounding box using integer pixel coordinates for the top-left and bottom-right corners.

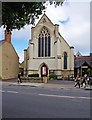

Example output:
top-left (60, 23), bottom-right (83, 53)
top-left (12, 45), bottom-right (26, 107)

top-left (0, 0), bottom-right (91, 63)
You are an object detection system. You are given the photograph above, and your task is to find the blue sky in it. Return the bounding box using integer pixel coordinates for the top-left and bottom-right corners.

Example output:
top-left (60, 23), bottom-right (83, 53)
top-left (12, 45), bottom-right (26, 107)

top-left (0, 0), bottom-right (91, 62)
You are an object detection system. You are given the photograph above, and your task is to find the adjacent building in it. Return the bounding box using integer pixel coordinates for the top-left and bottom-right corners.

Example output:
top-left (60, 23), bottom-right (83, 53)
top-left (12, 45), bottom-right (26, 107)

top-left (24, 14), bottom-right (74, 78)
top-left (74, 51), bottom-right (92, 77)
top-left (0, 30), bottom-right (19, 79)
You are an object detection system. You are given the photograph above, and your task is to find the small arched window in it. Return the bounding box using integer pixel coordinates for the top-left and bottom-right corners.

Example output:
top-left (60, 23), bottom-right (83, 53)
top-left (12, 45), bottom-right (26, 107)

top-left (38, 27), bottom-right (51, 57)
top-left (64, 52), bottom-right (67, 69)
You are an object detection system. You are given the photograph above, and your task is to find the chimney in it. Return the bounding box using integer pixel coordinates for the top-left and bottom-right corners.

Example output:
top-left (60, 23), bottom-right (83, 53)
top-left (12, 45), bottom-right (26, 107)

top-left (5, 30), bottom-right (11, 43)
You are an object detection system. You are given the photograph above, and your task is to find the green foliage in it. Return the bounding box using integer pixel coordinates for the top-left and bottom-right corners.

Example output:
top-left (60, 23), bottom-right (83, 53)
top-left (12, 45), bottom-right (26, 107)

top-left (2, 1), bottom-right (64, 31)
top-left (48, 74), bottom-right (57, 80)
top-left (86, 68), bottom-right (92, 76)
top-left (28, 74), bottom-right (39, 77)
top-left (2, 2), bottom-right (45, 31)
top-left (90, 70), bottom-right (92, 75)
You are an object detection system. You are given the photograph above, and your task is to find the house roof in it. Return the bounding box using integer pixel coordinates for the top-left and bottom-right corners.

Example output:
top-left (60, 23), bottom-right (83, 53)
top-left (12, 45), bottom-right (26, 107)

top-left (76, 51), bottom-right (82, 57)
top-left (75, 56), bottom-right (92, 68)
top-left (75, 56), bottom-right (92, 60)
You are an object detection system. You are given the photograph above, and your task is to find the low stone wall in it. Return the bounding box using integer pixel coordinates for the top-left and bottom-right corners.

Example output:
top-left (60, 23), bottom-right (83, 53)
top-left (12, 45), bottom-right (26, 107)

top-left (21, 77), bottom-right (43, 83)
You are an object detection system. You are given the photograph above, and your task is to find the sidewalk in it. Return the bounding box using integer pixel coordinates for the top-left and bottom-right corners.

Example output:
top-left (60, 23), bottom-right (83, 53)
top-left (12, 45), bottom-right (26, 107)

top-left (2, 79), bottom-right (92, 90)
top-left (10, 82), bottom-right (44, 87)
top-left (9, 82), bottom-right (74, 89)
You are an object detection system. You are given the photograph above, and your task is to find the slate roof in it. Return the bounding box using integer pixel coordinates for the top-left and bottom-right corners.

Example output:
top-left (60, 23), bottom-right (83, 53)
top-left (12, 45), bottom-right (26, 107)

top-left (75, 56), bottom-right (92, 68)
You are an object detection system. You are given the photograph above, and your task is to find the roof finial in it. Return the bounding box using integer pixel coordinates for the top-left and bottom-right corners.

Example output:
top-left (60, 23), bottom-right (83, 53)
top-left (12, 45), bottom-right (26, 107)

top-left (44, 10), bottom-right (46, 14)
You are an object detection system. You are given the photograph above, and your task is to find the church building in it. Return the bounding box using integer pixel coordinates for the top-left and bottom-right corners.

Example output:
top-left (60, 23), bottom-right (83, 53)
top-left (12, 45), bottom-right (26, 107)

top-left (24, 14), bottom-right (74, 78)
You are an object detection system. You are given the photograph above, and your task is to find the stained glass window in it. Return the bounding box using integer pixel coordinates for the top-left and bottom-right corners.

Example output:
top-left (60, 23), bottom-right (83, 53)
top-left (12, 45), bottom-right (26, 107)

top-left (38, 27), bottom-right (51, 57)
top-left (64, 52), bottom-right (67, 69)
top-left (48, 35), bottom-right (50, 57)
top-left (38, 36), bottom-right (40, 57)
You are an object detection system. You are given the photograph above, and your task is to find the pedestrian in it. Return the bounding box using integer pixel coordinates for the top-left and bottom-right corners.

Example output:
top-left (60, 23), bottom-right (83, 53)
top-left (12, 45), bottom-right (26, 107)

top-left (18, 73), bottom-right (22, 83)
top-left (81, 74), bottom-right (87, 88)
top-left (74, 75), bottom-right (81, 88)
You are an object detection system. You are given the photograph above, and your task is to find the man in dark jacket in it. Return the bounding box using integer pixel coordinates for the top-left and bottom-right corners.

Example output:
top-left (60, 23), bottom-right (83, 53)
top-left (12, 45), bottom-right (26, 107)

top-left (18, 73), bottom-right (22, 83)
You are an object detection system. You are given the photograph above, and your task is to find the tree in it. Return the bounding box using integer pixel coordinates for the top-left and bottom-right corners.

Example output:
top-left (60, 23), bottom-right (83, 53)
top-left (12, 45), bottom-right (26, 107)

top-left (2, 2), bottom-right (45, 31)
top-left (2, 1), bottom-right (64, 31)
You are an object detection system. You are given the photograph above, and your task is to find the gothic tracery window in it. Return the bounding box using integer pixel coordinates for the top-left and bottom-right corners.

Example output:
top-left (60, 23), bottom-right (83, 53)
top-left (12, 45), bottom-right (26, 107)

top-left (38, 27), bottom-right (51, 57)
top-left (64, 52), bottom-right (67, 69)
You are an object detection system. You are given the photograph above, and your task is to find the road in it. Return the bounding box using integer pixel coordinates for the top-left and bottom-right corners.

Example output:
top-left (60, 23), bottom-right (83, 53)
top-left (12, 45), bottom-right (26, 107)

top-left (1, 82), bottom-right (91, 119)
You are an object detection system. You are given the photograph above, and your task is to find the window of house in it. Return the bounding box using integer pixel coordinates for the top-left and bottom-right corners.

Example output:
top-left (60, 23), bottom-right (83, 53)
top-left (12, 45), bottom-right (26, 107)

top-left (38, 27), bottom-right (51, 57)
top-left (64, 52), bottom-right (67, 69)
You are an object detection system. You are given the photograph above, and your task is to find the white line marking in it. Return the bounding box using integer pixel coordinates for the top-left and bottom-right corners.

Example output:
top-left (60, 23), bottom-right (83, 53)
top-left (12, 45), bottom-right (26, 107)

top-left (0, 90), bottom-right (18, 94)
top-left (39, 94), bottom-right (92, 100)
top-left (0, 90), bottom-right (5, 93)
top-left (6, 91), bottom-right (18, 94)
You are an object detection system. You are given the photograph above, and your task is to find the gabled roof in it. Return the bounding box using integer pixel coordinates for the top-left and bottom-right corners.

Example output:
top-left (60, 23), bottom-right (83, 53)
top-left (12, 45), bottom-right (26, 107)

top-left (75, 56), bottom-right (92, 60)
top-left (76, 51), bottom-right (82, 57)
top-left (75, 56), bottom-right (92, 68)
top-left (75, 61), bottom-right (91, 68)
top-left (35, 13), bottom-right (54, 27)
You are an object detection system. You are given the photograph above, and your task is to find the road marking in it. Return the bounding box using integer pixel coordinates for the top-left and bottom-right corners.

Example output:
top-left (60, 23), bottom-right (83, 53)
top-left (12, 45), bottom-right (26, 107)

top-left (39, 94), bottom-right (92, 100)
top-left (6, 91), bottom-right (18, 94)
top-left (0, 90), bottom-right (5, 93)
top-left (0, 90), bottom-right (18, 94)
top-left (0, 90), bottom-right (91, 100)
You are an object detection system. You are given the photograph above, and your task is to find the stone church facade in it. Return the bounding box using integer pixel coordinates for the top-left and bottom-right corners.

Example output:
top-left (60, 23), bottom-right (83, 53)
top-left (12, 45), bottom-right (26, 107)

top-left (24, 14), bottom-right (74, 78)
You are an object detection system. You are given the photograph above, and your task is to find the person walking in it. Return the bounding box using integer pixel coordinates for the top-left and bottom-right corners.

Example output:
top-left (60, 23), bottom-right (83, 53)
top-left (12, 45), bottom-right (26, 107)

top-left (81, 74), bottom-right (87, 88)
top-left (74, 75), bottom-right (81, 88)
top-left (18, 73), bottom-right (22, 83)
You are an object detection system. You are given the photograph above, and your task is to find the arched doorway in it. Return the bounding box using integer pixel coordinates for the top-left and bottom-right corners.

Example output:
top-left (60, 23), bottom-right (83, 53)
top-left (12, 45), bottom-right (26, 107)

top-left (40, 63), bottom-right (48, 77)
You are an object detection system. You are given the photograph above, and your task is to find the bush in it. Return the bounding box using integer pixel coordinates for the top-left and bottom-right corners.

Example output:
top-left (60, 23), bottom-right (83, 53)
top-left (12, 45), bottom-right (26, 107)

top-left (49, 74), bottom-right (57, 80)
top-left (28, 74), bottom-right (39, 77)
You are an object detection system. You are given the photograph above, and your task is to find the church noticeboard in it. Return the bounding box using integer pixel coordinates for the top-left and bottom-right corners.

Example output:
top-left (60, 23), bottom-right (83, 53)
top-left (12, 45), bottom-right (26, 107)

top-left (42, 67), bottom-right (46, 75)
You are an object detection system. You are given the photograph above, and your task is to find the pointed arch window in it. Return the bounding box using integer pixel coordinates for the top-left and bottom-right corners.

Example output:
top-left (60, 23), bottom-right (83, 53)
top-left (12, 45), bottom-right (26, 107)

top-left (64, 52), bottom-right (67, 69)
top-left (38, 27), bottom-right (51, 57)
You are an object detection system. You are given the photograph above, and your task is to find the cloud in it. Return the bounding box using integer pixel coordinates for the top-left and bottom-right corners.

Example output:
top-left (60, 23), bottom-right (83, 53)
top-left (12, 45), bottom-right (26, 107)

top-left (0, 1), bottom-right (91, 62)
top-left (12, 25), bottom-right (31, 41)
top-left (0, 27), bottom-right (5, 40)
top-left (44, 1), bottom-right (90, 55)
top-left (17, 51), bottom-right (24, 63)
top-left (59, 17), bottom-right (70, 25)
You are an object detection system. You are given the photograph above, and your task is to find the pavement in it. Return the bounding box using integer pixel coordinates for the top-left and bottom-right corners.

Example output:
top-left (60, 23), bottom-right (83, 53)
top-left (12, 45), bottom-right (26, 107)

top-left (1, 79), bottom-right (92, 90)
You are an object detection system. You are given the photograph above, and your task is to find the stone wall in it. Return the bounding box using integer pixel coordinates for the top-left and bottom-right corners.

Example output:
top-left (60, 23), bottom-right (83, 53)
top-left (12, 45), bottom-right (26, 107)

top-left (2, 42), bottom-right (19, 79)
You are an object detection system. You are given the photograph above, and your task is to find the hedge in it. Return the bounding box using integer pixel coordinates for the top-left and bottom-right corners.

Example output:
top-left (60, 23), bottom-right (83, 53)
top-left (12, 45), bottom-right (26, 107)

top-left (28, 74), bottom-right (39, 77)
top-left (48, 74), bottom-right (57, 80)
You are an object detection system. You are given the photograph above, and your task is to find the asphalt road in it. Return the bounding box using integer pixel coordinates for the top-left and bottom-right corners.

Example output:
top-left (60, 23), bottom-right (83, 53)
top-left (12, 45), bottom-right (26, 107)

top-left (1, 83), bottom-right (91, 119)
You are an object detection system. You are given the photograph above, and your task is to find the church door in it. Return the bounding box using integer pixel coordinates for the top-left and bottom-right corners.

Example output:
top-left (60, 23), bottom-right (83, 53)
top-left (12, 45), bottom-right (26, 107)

top-left (41, 64), bottom-right (48, 77)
